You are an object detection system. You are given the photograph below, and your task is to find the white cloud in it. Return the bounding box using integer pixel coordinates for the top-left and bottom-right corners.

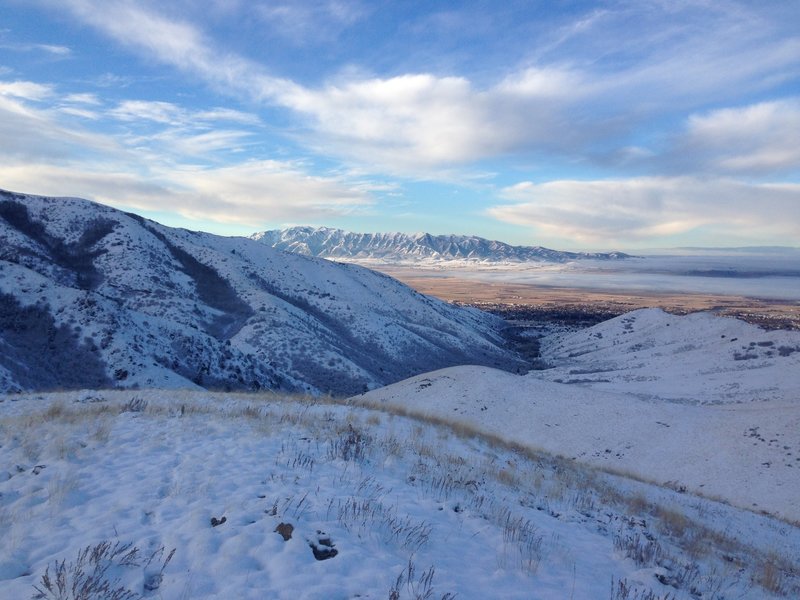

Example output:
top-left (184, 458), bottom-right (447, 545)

top-left (63, 92), bottom-right (101, 105)
top-left (681, 99), bottom-right (800, 175)
top-left (33, 2), bottom-right (594, 172)
top-left (284, 74), bottom-right (490, 166)
top-left (490, 178), bottom-right (800, 244)
top-left (0, 163), bottom-right (176, 203)
top-left (255, 0), bottom-right (367, 44)
top-left (195, 108), bottom-right (261, 125)
top-left (163, 160), bottom-right (373, 223)
top-left (109, 100), bottom-right (261, 127)
top-left (0, 85), bottom-right (374, 226)
top-left (106, 100), bottom-right (262, 159)
top-left (43, 0), bottom-right (800, 177)
top-left (0, 42), bottom-right (71, 55)
top-left (37, 44), bottom-right (72, 56)
top-left (279, 69), bottom-right (587, 173)
top-left (0, 159), bottom-right (372, 226)
top-left (0, 80), bottom-right (54, 101)
top-left (152, 129), bottom-right (254, 156)
top-left (51, 0), bottom-right (298, 99)
top-left (0, 91), bottom-right (119, 159)
top-left (110, 100), bottom-right (184, 124)
top-left (58, 106), bottom-right (100, 120)
top-left (496, 66), bottom-right (585, 99)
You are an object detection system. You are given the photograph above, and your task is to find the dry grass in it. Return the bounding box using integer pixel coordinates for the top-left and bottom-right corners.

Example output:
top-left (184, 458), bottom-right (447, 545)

top-left (755, 552), bottom-right (796, 596)
top-left (653, 506), bottom-right (689, 539)
top-left (625, 492), bottom-right (649, 515)
top-left (90, 417), bottom-right (113, 443)
top-left (235, 404), bottom-right (263, 419)
top-left (43, 401), bottom-right (67, 420)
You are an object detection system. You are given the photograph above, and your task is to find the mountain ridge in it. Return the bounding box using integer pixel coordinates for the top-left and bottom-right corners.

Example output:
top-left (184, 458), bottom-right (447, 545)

top-left (0, 189), bottom-right (525, 395)
top-left (251, 226), bottom-right (631, 263)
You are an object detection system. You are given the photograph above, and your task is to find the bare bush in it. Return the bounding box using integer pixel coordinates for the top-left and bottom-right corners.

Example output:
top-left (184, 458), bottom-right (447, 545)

top-left (120, 397), bottom-right (148, 414)
top-left (328, 423), bottom-right (370, 462)
top-left (613, 533), bottom-right (663, 567)
top-left (388, 559), bottom-right (456, 600)
top-left (32, 542), bottom-right (140, 600)
top-left (611, 577), bottom-right (674, 600)
top-left (31, 541), bottom-right (174, 600)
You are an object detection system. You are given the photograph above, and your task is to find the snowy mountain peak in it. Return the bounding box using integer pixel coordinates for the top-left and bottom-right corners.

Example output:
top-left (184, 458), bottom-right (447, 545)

top-left (250, 227), bottom-right (631, 263)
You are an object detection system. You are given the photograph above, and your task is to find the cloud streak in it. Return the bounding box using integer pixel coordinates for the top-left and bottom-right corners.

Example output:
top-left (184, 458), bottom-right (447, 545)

top-left (679, 99), bottom-right (800, 175)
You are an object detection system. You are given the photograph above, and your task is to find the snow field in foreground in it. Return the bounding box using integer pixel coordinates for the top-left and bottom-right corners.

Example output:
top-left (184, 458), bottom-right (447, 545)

top-left (0, 390), bottom-right (798, 599)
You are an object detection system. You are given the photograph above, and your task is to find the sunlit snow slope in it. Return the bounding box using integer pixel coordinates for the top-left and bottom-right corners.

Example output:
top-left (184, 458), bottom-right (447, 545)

top-left (0, 190), bottom-right (524, 395)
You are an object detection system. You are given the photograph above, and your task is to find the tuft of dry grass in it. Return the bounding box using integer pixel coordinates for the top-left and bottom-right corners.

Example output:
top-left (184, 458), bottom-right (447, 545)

top-left (625, 493), bottom-right (649, 515)
top-left (495, 466), bottom-right (520, 488)
top-left (754, 551), bottom-right (796, 596)
top-left (43, 401), bottom-right (67, 420)
top-left (653, 506), bottom-right (689, 539)
top-left (90, 417), bottom-right (113, 443)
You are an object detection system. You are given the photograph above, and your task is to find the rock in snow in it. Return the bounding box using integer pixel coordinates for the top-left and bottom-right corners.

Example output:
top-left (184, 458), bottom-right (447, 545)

top-left (0, 189), bottom-right (525, 395)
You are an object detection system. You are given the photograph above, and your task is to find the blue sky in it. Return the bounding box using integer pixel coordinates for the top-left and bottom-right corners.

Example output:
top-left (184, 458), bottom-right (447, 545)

top-left (0, 0), bottom-right (798, 249)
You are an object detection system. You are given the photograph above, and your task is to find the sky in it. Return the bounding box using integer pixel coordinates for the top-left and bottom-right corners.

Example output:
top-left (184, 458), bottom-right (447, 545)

top-left (0, 0), bottom-right (798, 250)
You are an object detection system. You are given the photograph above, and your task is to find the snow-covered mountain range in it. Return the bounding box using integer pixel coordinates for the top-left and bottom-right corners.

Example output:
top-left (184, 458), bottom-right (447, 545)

top-left (251, 226), bottom-right (631, 263)
top-left (0, 190), bottom-right (525, 395)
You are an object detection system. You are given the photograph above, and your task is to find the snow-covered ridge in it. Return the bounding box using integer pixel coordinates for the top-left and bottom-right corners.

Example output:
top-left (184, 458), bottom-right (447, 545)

top-left (0, 189), bottom-right (525, 395)
top-left (538, 307), bottom-right (800, 405)
top-left (251, 226), bottom-right (631, 263)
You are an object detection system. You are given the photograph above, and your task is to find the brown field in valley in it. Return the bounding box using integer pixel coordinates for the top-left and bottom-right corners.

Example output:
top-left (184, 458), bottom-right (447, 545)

top-left (376, 267), bottom-right (800, 330)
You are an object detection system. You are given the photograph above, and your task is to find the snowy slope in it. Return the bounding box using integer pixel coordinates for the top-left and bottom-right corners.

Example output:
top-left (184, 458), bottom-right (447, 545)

top-left (358, 366), bottom-right (800, 523)
top-left (538, 308), bottom-right (800, 405)
top-left (0, 190), bottom-right (524, 395)
top-left (1, 391), bottom-right (797, 600)
top-left (251, 226), bottom-right (630, 263)
top-left (359, 310), bottom-right (800, 523)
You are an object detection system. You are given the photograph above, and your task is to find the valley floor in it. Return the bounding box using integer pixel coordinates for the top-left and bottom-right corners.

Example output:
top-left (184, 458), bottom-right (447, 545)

top-left (373, 267), bottom-right (800, 331)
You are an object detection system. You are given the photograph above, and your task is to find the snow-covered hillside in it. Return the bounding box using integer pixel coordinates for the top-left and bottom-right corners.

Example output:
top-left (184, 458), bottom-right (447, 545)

top-left (0, 190), bottom-right (524, 395)
top-left (1, 391), bottom-right (797, 599)
top-left (538, 308), bottom-right (800, 405)
top-left (251, 226), bottom-right (630, 263)
top-left (360, 309), bottom-right (800, 523)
